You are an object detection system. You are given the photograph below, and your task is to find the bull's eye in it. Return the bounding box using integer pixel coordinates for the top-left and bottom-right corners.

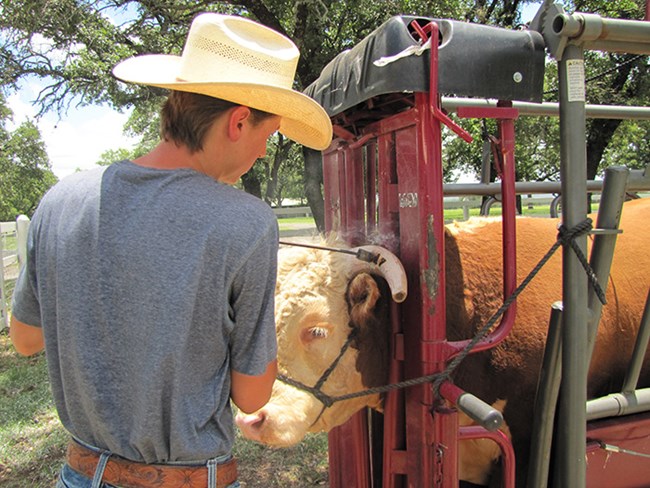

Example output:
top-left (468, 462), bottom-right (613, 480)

top-left (310, 327), bottom-right (328, 338)
top-left (300, 324), bottom-right (331, 344)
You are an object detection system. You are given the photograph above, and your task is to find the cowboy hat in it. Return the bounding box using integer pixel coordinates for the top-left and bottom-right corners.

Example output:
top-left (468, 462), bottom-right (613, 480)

top-left (113, 13), bottom-right (332, 150)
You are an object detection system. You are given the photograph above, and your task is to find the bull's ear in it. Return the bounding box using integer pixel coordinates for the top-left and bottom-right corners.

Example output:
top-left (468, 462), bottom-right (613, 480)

top-left (347, 273), bottom-right (382, 325)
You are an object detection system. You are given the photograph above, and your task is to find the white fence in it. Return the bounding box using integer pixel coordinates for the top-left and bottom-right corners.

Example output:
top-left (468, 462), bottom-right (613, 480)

top-left (1, 216), bottom-right (29, 329)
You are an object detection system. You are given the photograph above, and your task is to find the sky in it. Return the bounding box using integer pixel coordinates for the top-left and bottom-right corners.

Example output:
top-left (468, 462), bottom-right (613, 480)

top-left (8, 82), bottom-right (136, 180)
top-left (6, 1), bottom-right (544, 181)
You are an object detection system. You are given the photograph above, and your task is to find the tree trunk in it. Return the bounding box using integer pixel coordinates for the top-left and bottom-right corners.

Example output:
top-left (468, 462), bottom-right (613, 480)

top-left (241, 172), bottom-right (262, 200)
top-left (265, 135), bottom-right (291, 207)
top-left (586, 119), bottom-right (622, 180)
top-left (303, 147), bottom-right (325, 233)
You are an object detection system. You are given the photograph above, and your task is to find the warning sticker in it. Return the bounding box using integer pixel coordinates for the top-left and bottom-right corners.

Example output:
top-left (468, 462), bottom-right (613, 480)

top-left (566, 59), bottom-right (586, 102)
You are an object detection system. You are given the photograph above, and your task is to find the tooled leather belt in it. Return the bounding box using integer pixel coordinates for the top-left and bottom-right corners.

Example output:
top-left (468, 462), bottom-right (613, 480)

top-left (66, 440), bottom-right (238, 488)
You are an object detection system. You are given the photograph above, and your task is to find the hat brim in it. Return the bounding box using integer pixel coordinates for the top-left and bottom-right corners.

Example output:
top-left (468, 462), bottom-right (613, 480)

top-left (113, 55), bottom-right (333, 151)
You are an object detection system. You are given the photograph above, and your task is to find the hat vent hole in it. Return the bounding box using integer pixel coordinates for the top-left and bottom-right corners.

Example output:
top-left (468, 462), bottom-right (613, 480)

top-left (193, 36), bottom-right (285, 75)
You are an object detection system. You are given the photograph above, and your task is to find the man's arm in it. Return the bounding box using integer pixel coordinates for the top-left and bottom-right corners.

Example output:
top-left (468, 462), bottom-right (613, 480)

top-left (231, 359), bottom-right (278, 413)
top-left (10, 315), bottom-right (45, 356)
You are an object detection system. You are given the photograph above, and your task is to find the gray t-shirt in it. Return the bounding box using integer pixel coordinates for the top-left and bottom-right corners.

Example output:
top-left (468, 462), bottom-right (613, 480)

top-left (12, 160), bottom-right (278, 463)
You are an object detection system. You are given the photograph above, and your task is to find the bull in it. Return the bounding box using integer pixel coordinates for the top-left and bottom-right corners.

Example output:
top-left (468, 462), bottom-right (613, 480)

top-left (236, 198), bottom-right (650, 486)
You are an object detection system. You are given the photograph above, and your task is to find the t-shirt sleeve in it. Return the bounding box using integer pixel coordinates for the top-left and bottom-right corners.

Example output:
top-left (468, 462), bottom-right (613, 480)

top-left (228, 221), bottom-right (279, 376)
top-left (11, 216), bottom-right (42, 327)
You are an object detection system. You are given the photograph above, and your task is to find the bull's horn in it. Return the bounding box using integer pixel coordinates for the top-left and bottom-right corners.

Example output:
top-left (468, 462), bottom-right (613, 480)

top-left (350, 245), bottom-right (408, 303)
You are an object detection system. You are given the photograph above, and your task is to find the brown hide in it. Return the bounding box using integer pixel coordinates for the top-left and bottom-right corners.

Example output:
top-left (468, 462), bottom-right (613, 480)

top-left (348, 273), bottom-right (391, 389)
top-left (445, 198), bottom-right (650, 485)
top-left (237, 199), bottom-right (648, 485)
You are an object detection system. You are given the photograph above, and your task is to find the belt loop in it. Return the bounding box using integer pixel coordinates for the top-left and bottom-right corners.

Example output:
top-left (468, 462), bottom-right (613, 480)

top-left (91, 451), bottom-right (111, 488)
top-left (207, 458), bottom-right (218, 488)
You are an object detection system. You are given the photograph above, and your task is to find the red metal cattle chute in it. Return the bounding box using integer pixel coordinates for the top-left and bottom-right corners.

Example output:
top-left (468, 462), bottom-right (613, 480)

top-left (305, 7), bottom-right (650, 488)
top-left (307, 15), bottom-right (545, 487)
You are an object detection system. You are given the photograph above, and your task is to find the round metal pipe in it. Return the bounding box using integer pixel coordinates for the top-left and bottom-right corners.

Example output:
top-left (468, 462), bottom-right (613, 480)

top-left (586, 167), bottom-right (629, 360)
top-left (558, 43), bottom-right (588, 488)
top-left (441, 97), bottom-right (650, 120)
top-left (586, 388), bottom-right (650, 420)
top-left (442, 176), bottom-right (650, 196)
top-left (527, 303), bottom-right (564, 488)
top-left (621, 291), bottom-right (650, 393)
top-left (553, 12), bottom-right (650, 44)
top-left (584, 40), bottom-right (650, 56)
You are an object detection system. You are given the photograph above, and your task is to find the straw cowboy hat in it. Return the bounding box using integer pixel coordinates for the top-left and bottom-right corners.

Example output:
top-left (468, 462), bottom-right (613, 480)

top-left (113, 13), bottom-right (332, 150)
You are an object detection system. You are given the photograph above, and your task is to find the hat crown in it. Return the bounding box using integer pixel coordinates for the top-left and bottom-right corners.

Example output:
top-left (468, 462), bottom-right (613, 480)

top-left (178, 13), bottom-right (299, 89)
top-left (111, 13), bottom-right (332, 150)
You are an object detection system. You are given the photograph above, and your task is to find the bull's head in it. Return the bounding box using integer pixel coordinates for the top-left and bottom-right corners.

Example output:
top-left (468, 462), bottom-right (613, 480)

top-left (236, 239), bottom-right (407, 446)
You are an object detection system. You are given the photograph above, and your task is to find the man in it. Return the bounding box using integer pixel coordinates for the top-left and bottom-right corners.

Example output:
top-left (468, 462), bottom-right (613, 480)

top-left (10, 12), bottom-right (331, 488)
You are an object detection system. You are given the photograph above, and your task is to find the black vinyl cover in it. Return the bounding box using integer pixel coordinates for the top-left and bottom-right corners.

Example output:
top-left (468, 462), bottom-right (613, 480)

top-left (305, 16), bottom-right (546, 117)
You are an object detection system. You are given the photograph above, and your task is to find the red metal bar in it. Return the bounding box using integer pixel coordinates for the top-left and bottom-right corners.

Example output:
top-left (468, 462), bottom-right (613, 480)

top-left (446, 104), bottom-right (519, 356)
top-left (377, 131), bottom-right (400, 239)
top-left (434, 407), bottom-right (460, 487)
top-left (496, 102), bottom-right (519, 340)
top-left (411, 19), bottom-right (473, 144)
top-left (366, 141), bottom-right (377, 236)
top-left (419, 20), bottom-right (456, 487)
top-left (343, 145), bottom-right (366, 245)
top-left (327, 413), bottom-right (372, 487)
top-left (323, 149), bottom-right (339, 234)
top-left (323, 145), bottom-right (373, 488)
top-left (378, 125), bottom-right (407, 488)
top-left (459, 426), bottom-right (516, 487)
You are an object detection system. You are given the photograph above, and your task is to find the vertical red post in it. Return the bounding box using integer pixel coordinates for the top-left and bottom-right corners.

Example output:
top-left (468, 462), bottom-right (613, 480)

top-left (497, 102), bottom-right (518, 329)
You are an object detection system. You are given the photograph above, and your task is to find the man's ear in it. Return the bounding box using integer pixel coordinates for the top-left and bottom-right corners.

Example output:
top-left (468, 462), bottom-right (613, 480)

top-left (227, 106), bottom-right (252, 141)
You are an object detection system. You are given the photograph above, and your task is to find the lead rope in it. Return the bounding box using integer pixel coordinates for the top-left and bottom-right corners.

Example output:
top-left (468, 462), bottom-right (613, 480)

top-left (278, 219), bottom-right (606, 406)
top-left (277, 328), bottom-right (359, 408)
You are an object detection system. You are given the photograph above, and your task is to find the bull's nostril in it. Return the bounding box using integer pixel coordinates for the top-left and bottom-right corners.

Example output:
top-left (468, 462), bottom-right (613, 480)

top-left (236, 411), bottom-right (266, 433)
top-left (250, 411), bottom-right (266, 430)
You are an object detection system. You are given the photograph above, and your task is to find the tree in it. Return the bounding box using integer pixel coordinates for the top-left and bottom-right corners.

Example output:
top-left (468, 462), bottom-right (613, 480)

top-left (1, 0), bottom-right (647, 229)
top-left (446, 0), bottom-right (649, 198)
top-left (0, 94), bottom-right (57, 220)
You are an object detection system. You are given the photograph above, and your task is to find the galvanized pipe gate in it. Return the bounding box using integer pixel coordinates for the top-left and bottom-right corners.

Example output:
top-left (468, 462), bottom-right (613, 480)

top-left (305, 5), bottom-right (650, 487)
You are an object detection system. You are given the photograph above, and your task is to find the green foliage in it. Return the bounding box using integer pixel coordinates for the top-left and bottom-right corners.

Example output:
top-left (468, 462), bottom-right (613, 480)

top-left (0, 95), bottom-right (57, 220)
top-left (604, 119), bottom-right (650, 170)
top-left (95, 148), bottom-right (135, 167)
top-left (0, 0), bottom-right (647, 209)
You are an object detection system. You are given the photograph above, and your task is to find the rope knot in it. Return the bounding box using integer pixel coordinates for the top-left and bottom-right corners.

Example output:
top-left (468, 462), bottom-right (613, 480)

top-left (557, 218), bottom-right (593, 246)
top-left (556, 218), bottom-right (607, 305)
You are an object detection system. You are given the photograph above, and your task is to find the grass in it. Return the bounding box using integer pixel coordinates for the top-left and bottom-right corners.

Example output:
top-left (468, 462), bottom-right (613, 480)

top-left (0, 332), bottom-right (69, 487)
top-left (276, 205), bottom-right (564, 232)
top-left (277, 216), bottom-right (316, 231)
top-left (0, 330), bottom-right (330, 487)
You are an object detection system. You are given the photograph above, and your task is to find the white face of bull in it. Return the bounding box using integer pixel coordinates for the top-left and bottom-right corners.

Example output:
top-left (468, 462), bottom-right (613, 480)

top-left (235, 245), bottom-right (391, 446)
top-left (234, 239), bottom-right (503, 485)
